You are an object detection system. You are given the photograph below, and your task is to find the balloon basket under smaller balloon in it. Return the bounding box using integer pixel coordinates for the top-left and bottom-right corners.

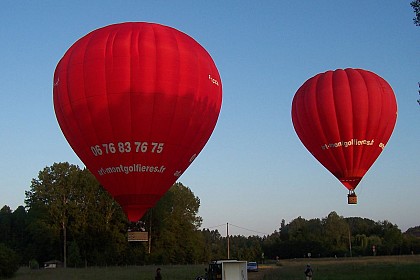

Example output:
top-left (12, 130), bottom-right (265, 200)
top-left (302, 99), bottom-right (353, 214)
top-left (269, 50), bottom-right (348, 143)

top-left (347, 192), bottom-right (357, 204)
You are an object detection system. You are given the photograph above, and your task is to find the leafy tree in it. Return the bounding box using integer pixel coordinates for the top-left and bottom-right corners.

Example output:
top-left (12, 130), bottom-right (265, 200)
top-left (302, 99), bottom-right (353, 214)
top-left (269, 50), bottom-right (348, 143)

top-left (25, 202), bottom-right (61, 264)
top-left (28, 259), bottom-right (39, 269)
top-left (411, 0), bottom-right (420, 26)
top-left (200, 229), bottom-right (225, 261)
top-left (262, 230), bottom-right (281, 259)
top-left (411, 2), bottom-right (420, 105)
top-left (287, 216), bottom-right (308, 241)
top-left (67, 241), bottom-right (82, 267)
top-left (279, 219), bottom-right (287, 241)
top-left (267, 216), bottom-right (323, 258)
top-left (417, 82), bottom-right (420, 106)
top-left (322, 212), bottom-right (350, 256)
top-left (380, 221), bottom-right (403, 255)
top-left (305, 218), bottom-right (323, 243)
top-left (352, 234), bottom-right (368, 255)
top-left (228, 235), bottom-right (263, 261)
top-left (0, 206), bottom-right (12, 246)
top-left (65, 168), bottom-right (126, 266)
top-left (367, 235), bottom-right (382, 256)
top-left (402, 229), bottom-right (420, 254)
top-left (9, 206), bottom-right (28, 263)
top-left (0, 243), bottom-right (19, 278)
top-left (346, 217), bottom-right (377, 236)
top-left (405, 226), bottom-right (420, 237)
top-left (146, 182), bottom-right (203, 264)
top-left (25, 162), bottom-right (84, 267)
top-left (24, 162), bottom-right (127, 267)
top-left (23, 162), bottom-right (214, 266)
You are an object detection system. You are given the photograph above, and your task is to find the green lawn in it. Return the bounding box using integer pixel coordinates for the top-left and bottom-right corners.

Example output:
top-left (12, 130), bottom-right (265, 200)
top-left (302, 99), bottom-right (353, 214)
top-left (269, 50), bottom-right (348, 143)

top-left (12, 255), bottom-right (420, 280)
top-left (264, 255), bottom-right (420, 280)
top-left (14, 264), bottom-right (207, 280)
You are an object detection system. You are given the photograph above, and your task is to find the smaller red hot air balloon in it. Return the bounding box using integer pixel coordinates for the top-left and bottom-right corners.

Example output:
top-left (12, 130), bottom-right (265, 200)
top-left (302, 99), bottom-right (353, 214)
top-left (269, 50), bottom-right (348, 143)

top-left (291, 68), bottom-right (397, 204)
top-left (53, 22), bottom-right (222, 221)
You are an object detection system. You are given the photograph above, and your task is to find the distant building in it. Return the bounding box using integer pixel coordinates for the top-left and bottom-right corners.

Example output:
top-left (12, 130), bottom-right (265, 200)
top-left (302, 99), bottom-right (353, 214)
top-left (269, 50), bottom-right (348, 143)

top-left (44, 260), bottom-right (63, 269)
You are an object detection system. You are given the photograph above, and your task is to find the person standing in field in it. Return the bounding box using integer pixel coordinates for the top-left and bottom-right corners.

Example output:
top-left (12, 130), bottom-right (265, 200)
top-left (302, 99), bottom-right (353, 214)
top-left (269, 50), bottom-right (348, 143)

top-left (155, 268), bottom-right (162, 280)
top-left (304, 264), bottom-right (313, 280)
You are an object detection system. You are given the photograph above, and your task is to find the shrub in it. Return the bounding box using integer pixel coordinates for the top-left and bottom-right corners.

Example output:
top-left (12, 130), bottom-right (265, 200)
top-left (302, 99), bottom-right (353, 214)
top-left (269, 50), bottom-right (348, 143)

top-left (0, 243), bottom-right (20, 278)
top-left (29, 259), bottom-right (39, 269)
top-left (68, 241), bottom-right (83, 267)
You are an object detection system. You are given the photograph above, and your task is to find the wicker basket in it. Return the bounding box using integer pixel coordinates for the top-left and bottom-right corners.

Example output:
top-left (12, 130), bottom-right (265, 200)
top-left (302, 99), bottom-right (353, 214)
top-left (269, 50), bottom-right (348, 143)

top-left (347, 193), bottom-right (357, 204)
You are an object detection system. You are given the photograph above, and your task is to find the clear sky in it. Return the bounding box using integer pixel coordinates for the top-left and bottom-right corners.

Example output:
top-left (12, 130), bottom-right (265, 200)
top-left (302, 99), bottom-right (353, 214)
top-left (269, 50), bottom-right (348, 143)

top-left (1, 1), bottom-right (419, 236)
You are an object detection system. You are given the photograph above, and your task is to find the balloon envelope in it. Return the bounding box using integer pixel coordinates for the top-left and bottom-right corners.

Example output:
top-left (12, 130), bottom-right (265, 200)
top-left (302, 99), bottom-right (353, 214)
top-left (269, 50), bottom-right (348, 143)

top-left (53, 22), bottom-right (222, 221)
top-left (291, 68), bottom-right (397, 193)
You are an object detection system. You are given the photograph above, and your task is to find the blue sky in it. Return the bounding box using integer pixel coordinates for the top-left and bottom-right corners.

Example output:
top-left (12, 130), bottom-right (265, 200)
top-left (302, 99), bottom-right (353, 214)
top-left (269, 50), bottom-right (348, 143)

top-left (1, 1), bottom-right (419, 236)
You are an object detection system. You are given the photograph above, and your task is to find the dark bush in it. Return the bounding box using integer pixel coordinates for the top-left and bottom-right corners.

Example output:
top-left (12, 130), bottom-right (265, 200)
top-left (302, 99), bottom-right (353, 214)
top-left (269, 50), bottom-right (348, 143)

top-left (0, 243), bottom-right (20, 278)
top-left (29, 259), bottom-right (39, 269)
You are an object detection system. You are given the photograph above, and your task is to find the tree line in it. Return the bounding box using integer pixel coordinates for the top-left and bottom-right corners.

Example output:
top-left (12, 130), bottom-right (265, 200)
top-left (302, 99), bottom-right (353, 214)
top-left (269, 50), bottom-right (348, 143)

top-left (263, 213), bottom-right (420, 260)
top-left (1, 162), bottom-right (420, 275)
top-left (411, 0), bottom-right (420, 105)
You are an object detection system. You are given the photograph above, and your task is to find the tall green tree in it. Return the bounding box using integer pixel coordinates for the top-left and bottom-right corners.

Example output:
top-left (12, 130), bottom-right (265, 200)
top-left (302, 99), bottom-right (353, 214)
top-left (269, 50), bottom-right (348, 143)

top-left (200, 229), bottom-right (224, 261)
top-left (417, 82), bottom-right (420, 106)
top-left (25, 162), bottom-right (128, 267)
top-left (411, 0), bottom-right (420, 26)
top-left (65, 168), bottom-right (126, 266)
top-left (411, 1), bottom-right (420, 105)
top-left (25, 163), bottom-right (103, 267)
top-left (10, 206), bottom-right (28, 261)
top-left (0, 206), bottom-right (12, 246)
top-left (0, 206), bottom-right (28, 265)
top-left (379, 221), bottom-right (403, 255)
top-left (405, 226), bottom-right (420, 237)
top-left (322, 212), bottom-right (350, 255)
top-left (0, 243), bottom-right (20, 278)
top-left (228, 235), bottom-right (263, 261)
top-left (25, 203), bottom-right (61, 264)
top-left (25, 162), bottom-right (82, 267)
top-left (287, 216), bottom-right (308, 241)
top-left (146, 182), bottom-right (203, 264)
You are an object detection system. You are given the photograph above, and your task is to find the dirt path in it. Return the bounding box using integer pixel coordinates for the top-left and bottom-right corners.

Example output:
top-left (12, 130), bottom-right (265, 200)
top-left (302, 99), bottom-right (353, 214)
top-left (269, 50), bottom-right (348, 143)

top-left (247, 265), bottom-right (280, 280)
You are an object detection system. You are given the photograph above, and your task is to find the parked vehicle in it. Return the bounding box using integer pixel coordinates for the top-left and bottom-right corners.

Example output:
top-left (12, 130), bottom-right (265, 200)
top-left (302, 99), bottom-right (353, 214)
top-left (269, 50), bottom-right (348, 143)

top-left (247, 261), bottom-right (258, 272)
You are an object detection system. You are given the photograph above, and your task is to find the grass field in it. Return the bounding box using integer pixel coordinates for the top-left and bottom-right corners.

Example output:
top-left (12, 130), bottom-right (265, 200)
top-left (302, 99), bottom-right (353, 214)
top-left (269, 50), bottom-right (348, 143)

top-left (13, 255), bottom-right (420, 280)
top-left (14, 264), bottom-right (208, 280)
top-left (264, 255), bottom-right (420, 280)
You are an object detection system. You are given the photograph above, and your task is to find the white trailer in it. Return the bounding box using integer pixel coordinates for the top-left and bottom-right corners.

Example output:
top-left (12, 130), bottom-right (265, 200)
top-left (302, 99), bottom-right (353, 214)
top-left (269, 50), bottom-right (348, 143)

top-left (206, 260), bottom-right (248, 280)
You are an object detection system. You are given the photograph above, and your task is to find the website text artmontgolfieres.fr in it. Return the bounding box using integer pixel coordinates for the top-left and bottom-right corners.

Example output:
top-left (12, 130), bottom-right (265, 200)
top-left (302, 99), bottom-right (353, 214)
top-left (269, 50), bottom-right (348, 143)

top-left (320, 139), bottom-right (379, 150)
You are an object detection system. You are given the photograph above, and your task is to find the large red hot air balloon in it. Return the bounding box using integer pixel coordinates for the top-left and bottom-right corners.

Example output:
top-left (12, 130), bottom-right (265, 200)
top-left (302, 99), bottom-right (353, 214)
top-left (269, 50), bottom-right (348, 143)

top-left (53, 22), bottom-right (222, 221)
top-left (291, 68), bottom-right (397, 203)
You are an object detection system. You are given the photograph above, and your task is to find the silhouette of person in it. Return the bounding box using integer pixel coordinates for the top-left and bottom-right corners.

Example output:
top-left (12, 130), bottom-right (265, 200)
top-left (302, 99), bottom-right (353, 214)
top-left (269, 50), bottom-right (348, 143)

top-left (155, 268), bottom-right (162, 280)
top-left (304, 264), bottom-right (313, 280)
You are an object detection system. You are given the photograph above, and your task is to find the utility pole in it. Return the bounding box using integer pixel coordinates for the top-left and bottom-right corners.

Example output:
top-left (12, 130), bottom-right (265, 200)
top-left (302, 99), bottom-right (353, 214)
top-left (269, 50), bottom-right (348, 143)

top-left (227, 223), bottom-right (230, 259)
top-left (348, 226), bottom-right (352, 257)
top-left (148, 210), bottom-right (152, 254)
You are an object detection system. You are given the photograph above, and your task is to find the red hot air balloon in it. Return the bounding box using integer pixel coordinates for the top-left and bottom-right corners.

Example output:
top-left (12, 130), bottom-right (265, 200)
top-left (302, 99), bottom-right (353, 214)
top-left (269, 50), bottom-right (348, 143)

top-left (291, 68), bottom-right (397, 204)
top-left (53, 22), bottom-right (222, 221)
